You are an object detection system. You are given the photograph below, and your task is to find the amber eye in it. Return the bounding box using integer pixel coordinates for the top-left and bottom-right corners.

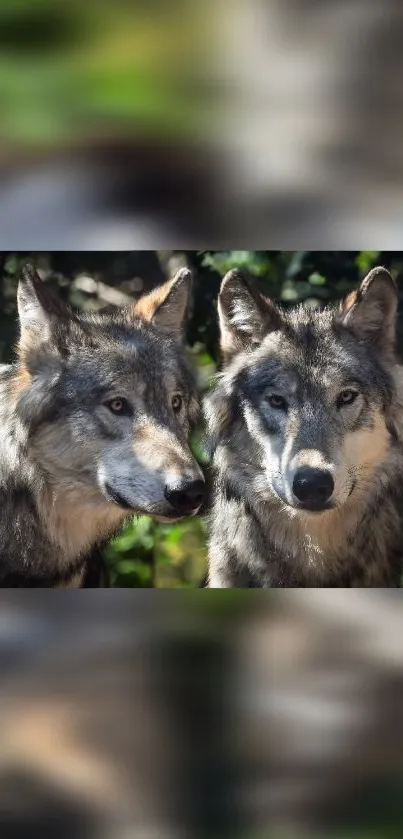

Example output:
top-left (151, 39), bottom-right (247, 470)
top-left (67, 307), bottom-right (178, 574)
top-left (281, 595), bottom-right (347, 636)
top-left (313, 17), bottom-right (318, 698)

top-left (268, 394), bottom-right (287, 411)
top-left (172, 394), bottom-right (183, 413)
top-left (107, 398), bottom-right (125, 414)
top-left (337, 389), bottom-right (358, 408)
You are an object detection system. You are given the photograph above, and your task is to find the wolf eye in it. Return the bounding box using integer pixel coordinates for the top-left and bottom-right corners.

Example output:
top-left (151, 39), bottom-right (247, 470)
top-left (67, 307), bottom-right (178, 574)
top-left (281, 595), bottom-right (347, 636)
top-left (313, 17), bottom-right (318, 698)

top-left (337, 389), bottom-right (358, 408)
top-left (268, 394), bottom-right (287, 411)
top-left (172, 394), bottom-right (183, 413)
top-left (106, 398), bottom-right (128, 414)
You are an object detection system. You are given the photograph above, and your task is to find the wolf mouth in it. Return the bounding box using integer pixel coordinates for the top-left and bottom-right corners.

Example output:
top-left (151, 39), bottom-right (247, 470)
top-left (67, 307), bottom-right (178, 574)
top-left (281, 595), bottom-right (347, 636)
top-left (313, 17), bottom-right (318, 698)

top-left (104, 483), bottom-right (134, 511)
top-left (103, 483), bottom-right (198, 521)
top-left (294, 501), bottom-right (335, 514)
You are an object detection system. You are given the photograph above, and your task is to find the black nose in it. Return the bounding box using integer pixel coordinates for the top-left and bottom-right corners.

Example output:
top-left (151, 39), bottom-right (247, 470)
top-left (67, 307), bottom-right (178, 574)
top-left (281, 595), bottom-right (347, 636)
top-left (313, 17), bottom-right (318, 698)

top-left (292, 467), bottom-right (334, 507)
top-left (164, 478), bottom-right (205, 513)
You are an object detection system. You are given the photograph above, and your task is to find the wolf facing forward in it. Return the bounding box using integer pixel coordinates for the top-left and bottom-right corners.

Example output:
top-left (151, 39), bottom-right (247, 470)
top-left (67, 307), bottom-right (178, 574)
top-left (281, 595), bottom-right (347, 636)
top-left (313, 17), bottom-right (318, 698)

top-left (206, 267), bottom-right (403, 587)
top-left (0, 266), bottom-right (204, 587)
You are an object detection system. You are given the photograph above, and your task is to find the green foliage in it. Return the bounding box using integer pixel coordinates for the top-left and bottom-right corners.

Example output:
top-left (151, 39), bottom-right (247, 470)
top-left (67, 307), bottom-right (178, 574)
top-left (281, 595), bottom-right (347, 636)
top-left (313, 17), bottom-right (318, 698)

top-left (201, 250), bottom-right (273, 277)
top-left (104, 514), bottom-right (208, 589)
top-left (0, 0), bottom-right (209, 149)
top-left (355, 250), bottom-right (381, 273)
top-left (104, 516), bottom-right (157, 588)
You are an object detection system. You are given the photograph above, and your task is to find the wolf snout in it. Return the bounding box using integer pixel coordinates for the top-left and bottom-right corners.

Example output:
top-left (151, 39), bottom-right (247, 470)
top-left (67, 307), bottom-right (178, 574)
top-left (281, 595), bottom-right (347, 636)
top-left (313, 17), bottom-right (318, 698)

top-left (292, 467), bottom-right (334, 509)
top-left (164, 477), bottom-right (205, 514)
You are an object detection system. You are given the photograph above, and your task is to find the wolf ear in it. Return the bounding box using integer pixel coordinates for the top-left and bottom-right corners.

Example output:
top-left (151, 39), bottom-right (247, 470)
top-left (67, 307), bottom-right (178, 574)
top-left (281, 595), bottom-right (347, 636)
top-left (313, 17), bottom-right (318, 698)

top-left (17, 265), bottom-right (71, 350)
top-left (218, 270), bottom-right (283, 363)
top-left (133, 268), bottom-right (191, 337)
top-left (339, 267), bottom-right (398, 351)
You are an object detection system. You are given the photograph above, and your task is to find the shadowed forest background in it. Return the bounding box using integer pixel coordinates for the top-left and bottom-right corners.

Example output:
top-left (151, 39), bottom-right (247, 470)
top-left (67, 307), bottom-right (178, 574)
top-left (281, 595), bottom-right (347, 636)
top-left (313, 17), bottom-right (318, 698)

top-left (1, 250), bottom-right (403, 587)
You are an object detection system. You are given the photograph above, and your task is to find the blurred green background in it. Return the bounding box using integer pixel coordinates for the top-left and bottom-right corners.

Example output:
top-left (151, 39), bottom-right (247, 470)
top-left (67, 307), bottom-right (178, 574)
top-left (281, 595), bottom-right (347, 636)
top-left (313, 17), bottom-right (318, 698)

top-left (0, 0), bottom-right (209, 152)
top-left (1, 250), bottom-right (403, 587)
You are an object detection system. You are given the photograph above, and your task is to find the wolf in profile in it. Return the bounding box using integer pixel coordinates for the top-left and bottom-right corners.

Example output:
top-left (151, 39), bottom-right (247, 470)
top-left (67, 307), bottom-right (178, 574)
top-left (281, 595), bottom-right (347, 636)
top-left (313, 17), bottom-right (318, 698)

top-left (206, 267), bottom-right (403, 587)
top-left (0, 266), bottom-right (204, 587)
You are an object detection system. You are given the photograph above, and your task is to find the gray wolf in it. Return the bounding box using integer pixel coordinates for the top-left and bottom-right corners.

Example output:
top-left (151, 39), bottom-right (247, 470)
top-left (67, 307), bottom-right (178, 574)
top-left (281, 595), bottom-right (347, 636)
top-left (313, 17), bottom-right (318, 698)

top-left (0, 266), bottom-right (204, 587)
top-left (206, 266), bottom-right (403, 587)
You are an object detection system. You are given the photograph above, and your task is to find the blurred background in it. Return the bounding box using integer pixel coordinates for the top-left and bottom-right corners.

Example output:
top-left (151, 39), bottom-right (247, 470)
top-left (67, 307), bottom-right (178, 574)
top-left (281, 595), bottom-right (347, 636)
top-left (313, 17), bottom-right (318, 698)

top-left (3, 5), bottom-right (403, 837)
top-left (2, 248), bottom-right (403, 587)
top-left (1, 1), bottom-right (403, 247)
top-left (1, 590), bottom-right (403, 838)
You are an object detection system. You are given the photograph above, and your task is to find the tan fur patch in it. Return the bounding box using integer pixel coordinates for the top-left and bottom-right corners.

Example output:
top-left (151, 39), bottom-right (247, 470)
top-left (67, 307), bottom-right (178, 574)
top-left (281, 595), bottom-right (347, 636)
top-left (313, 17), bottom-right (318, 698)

top-left (297, 505), bottom-right (357, 557)
top-left (343, 410), bottom-right (390, 476)
top-left (295, 410), bottom-right (390, 557)
top-left (132, 276), bottom-right (177, 322)
top-left (38, 486), bottom-right (125, 567)
top-left (18, 328), bottom-right (42, 361)
top-left (340, 290), bottom-right (357, 313)
top-left (55, 569), bottom-right (86, 589)
top-left (133, 421), bottom-right (199, 476)
top-left (11, 363), bottom-right (31, 396)
top-left (261, 493), bottom-right (351, 561)
top-left (131, 272), bottom-right (189, 334)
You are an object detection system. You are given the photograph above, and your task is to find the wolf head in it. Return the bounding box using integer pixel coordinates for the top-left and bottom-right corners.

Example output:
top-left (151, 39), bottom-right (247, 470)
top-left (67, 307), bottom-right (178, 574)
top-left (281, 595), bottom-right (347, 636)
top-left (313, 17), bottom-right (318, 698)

top-left (15, 266), bottom-right (204, 521)
top-left (207, 267), bottom-right (399, 514)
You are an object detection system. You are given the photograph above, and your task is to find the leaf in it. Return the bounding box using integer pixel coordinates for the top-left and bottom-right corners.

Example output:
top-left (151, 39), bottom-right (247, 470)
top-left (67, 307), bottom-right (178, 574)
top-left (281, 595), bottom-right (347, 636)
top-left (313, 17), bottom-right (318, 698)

top-left (355, 251), bottom-right (380, 273)
top-left (309, 272), bottom-right (326, 286)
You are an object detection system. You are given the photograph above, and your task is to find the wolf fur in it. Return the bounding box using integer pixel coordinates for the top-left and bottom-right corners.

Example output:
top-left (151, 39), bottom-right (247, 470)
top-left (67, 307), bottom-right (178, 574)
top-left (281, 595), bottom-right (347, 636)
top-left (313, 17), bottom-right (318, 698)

top-left (0, 266), bottom-right (204, 587)
top-left (206, 267), bottom-right (403, 587)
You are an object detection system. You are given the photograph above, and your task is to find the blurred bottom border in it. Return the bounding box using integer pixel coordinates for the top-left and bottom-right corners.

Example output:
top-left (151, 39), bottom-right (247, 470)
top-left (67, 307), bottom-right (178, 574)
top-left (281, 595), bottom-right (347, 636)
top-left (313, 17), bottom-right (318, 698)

top-left (0, 589), bottom-right (403, 839)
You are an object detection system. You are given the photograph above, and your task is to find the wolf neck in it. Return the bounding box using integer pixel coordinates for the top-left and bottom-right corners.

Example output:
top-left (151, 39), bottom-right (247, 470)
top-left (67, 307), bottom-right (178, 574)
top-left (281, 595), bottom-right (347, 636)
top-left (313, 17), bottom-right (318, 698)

top-left (37, 484), bottom-right (126, 564)
top-left (6, 458), bottom-right (125, 571)
top-left (228, 472), bottom-right (356, 560)
top-left (278, 503), bottom-right (358, 563)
